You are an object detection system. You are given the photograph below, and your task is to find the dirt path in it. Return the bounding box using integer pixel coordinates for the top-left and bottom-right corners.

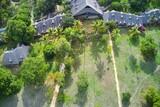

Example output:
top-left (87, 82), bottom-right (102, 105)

top-left (50, 64), bottom-right (65, 107)
top-left (108, 31), bottom-right (122, 107)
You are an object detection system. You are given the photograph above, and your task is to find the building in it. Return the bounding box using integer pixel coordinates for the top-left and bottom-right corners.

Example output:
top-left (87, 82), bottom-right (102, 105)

top-left (34, 14), bottom-right (64, 36)
top-left (103, 10), bottom-right (144, 27)
top-left (2, 45), bottom-right (29, 66)
top-left (71, 0), bottom-right (103, 19)
top-left (103, 9), bottom-right (160, 26)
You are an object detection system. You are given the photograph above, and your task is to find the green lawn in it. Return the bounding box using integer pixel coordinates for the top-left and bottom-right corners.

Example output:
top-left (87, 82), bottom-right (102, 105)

top-left (115, 27), bottom-right (160, 107)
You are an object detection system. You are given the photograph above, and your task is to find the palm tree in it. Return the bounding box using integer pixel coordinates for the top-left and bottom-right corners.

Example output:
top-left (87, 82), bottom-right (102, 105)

top-left (92, 20), bottom-right (106, 35)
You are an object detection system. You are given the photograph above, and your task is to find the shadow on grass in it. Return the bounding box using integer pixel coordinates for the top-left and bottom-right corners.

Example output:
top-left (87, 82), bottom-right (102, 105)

top-left (122, 102), bottom-right (130, 107)
top-left (129, 37), bottom-right (140, 47)
top-left (22, 86), bottom-right (47, 107)
top-left (73, 56), bottom-right (81, 72)
top-left (0, 95), bottom-right (18, 107)
top-left (90, 35), bottom-right (107, 61)
top-left (140, 60), bottom-right (157, 74)
top-left (113, 43), bottom-right (120, 57)
top-left (96, 59), bottom-right (106, 79)
top-left (75, 91), bottom-right (88, 107)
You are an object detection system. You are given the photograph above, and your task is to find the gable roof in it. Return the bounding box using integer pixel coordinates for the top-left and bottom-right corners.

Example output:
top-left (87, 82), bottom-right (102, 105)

top-left (2, 45), bottom-right (29, 66)
top-left (103, 9), bottom-right (160, 26)
top-left (35, 14), bottom-right (64, 36)
top-left (71, 0), bottom-right (103, 16)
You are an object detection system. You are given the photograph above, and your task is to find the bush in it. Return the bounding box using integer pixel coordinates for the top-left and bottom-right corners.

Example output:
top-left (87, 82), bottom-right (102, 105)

top-left (20, 56), bottom-right (49, 86)
top-left (122, 92), bottom-right (131, 105)
top-left (140, 37), bottom-right (157, 60)
top-left (77, 71), bottom-right (88, 93)
top-left (62, 15), bottom-right (75, 28)
top-left (0, 67), bottom-right (22, 98)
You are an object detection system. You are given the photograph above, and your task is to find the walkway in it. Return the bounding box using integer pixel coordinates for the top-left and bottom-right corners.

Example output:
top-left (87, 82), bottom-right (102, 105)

top-left (108, 31), bottom-right (122, 107)
top-left (50, 63), bottom-right (65, 107)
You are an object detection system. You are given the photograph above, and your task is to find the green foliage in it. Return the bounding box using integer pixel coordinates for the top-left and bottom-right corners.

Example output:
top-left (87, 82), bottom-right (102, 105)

top-left (129, 0), bottom-right (150, 12)
top-left (62, 15), bottom-right (75, 28)
top-left (34, 0), bottom-right (62, 19)
top-left (97, 0), bottom-right (108, 6)
top-left (140, 37), bottom-right (157, 60)
top-left (52, 72), bottom-right (65, 86)
top-left (57, 92), bottom-right (73, 104)
top-left (156, 51), bottom-right (160, 65)
top-left (92, 20), bottom-right (106, 35)
top-left (142, 87), bottom-right (160, 107)
top-left (0, 0), bottom-right (13, 27)
top-left (6, 2), bottom-right (35, 44)
top-left (77, 71), bottom-right (88, 93)
top-left (105, 21), bottom-right (118, 32)
top-left (20, 57), bottom-right (49, 86)
top-left (128, 27), bottom-right (141, 45)
top-left (53, 37), bottom-right (71, 62)
top-left (43, 42), bottom-right (56, 61)
top-left (122, 92), bottom-right (131, 105)
top-left (63, 21), bottom-right (85, 44)
top-left (0, 67), bottom-right (22, 98)
top-left (109, 2), bottom-right (124, 11)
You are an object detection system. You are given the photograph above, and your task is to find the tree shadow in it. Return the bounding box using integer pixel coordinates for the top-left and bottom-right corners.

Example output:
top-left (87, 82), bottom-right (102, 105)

top-left (96, 59), bottom-right (106, 79)
top-left (122, 102), bottom-right (130, 107)
top-left (129, 37), bottom-right (140, 46)
top-left (128, 55), bottom-right (138, 72)
top-left (73, 56), bottom-right (81, 72)
top-left (140, 60), bottom-right (157, 74)
top-left (90, 35), bottom-right (108, 61)
top-left (22, 86), bottom-right (48, 107)
top-left (0, 95), bottom-right (18, 107)
top-left (75, 91), bottom-right (88, 107)
top-left (113, 43), bottom-right (120, 57)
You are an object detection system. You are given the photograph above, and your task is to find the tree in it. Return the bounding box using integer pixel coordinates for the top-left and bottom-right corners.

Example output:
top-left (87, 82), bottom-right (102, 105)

top-left (122, 92), bottom-right (131, 106)
top-left (53, 37), bottom-right (71, 62)
top-left (62, 15), bottom-right (75, 28)
top-left (129, 0), bottom-right (150, 12)
top-left (0, 0), bottom-right (13, 27)
top-left (7, 19), bottom-right (35, 44)
top-left (128, 27), bottom-right (141, 45)
top-left (43, 42), bottom-right (56, 61)
top-left (20, 56), bottom-right (49, 86)
top-left (142, 87), bottom-right (160, 107)
top-left (140, 37), bottom-right (157, 60)
top-left (45, 72), bottom-right (65, 88)
top-left (0, 67), bottom-right (22, 98)
top-left (109, 2), bottom-right (124, 11)
top-left (105, 21), bottom-right (118, 32)
top-left (92, 20), bottom-right (106, 35)
top-left (6, 2), bottom-right (35, 45)
top-left (77, 71), bottom-right (88, 93)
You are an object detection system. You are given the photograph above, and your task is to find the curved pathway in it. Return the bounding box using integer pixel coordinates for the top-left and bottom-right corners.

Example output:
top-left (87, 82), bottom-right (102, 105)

top-left (108, 31), bottom-right (122, 107)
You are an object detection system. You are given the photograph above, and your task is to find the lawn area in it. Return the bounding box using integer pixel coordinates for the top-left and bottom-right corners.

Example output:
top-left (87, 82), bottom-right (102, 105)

top-left (56, 37), bottom-right (118, 107)
top-left (115, 27), bottom-right (160, 107)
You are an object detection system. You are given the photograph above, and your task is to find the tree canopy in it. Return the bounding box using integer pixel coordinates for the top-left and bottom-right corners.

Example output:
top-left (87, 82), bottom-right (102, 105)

top-left (140, 37), bottom-right (157, 60)
top-left (20, 57), bottom-right (49, 86)
top-left (0, 67), bottom-right (22, 98)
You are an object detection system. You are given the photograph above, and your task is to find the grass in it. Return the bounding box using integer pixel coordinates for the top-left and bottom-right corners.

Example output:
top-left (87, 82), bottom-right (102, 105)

top-left (115, 26), bottom-right (160, 107)
top-left (56, 36), bottom-right (118, 107)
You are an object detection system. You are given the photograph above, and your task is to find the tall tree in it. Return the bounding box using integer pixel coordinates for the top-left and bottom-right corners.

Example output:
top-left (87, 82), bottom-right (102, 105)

top-left (0, 67), bottom-right (22, 98)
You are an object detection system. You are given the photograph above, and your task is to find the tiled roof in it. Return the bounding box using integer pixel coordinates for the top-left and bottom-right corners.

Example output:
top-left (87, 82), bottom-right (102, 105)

top-left (71, 0), bottom-right (103, 16)
top-left (2, 45), bottom-right (29, 66)
top-left (103, 9), bottom-right (160, 26)
top-left (35, 14), bottom-right (64, 36)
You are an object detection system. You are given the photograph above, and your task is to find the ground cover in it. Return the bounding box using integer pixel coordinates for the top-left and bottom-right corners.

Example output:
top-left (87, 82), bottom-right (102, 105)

top-left (115, 27), bottom-right (160, 107)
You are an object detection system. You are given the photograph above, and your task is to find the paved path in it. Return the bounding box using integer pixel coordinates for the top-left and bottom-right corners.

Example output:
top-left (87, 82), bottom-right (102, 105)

top-left (50, 63), bottom-right (65, 107)
top-left (108, 31), bottom-right (122, 107)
